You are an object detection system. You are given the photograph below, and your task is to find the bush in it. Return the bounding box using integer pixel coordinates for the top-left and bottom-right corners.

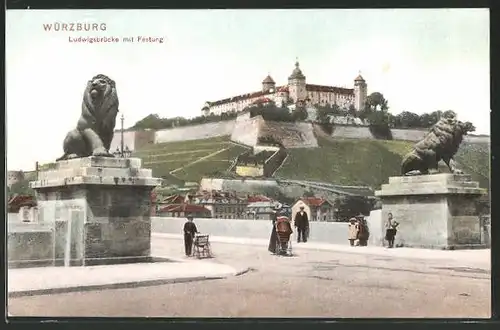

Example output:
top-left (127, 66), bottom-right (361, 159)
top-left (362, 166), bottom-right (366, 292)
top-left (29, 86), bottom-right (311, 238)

top-left (249, 104), bottom-right (294, 122)
top-left (319, 123), bottom-right (334, 135)
top-left (334, 195), bottom-right (377, 222)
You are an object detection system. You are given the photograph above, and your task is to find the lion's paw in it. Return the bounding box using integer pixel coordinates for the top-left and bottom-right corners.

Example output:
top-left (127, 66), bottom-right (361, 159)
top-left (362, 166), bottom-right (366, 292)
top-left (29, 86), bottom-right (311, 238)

top-left (92, 148), bottom-right (111, 157)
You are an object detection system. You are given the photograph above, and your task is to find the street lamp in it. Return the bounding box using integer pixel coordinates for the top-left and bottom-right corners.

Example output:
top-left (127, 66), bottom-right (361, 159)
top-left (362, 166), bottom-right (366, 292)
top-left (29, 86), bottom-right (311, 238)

top-left (112, 114), bottom-right (132, 158)
top-left (120, 113), bottom-right (125, 156)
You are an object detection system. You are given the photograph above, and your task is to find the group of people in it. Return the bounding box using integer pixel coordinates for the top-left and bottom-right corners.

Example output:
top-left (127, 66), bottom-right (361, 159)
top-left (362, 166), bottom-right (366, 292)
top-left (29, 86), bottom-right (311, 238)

top-left (348, 214), bottom-right (370, 246)
top-left (186, 208), bottom-right (400, 257)
top-left (268, 205), bottom-right (310, 254)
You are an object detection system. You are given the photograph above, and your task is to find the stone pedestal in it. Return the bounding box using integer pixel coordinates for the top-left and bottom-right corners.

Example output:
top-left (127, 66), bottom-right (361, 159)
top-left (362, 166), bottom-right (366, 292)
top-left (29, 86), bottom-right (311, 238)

top-left (29, 157), bottom-right (161, 266)
top-left (375, 174), bottom-right (487, 250)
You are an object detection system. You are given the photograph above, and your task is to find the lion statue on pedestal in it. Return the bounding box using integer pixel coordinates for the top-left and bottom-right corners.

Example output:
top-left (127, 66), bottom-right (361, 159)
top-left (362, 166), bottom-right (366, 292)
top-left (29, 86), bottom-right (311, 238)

top-left (57, 74), bottom-right (119, 161)
top-left (401, 114), bottom-right (476, 176)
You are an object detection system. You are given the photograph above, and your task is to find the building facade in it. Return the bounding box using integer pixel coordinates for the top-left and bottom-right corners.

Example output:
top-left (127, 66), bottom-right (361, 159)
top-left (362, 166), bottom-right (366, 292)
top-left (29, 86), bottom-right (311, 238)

top-left (291, 197), bottom-right (336, 222)
top-left (202, 61), bottom-right (368, 116)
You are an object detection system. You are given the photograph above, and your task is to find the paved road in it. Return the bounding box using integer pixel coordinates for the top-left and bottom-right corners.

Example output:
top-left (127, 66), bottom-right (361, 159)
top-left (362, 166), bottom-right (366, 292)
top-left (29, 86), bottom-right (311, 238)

top-left (8, 237), bottom-right (491, 318)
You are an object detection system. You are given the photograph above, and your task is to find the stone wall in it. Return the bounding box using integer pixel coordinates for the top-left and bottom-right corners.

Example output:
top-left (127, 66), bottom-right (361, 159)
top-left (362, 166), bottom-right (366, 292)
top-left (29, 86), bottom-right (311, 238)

top-left (260, 121), bottom-right (318, 148)
top-left (199, 178), bottom-right (280, 193)
top-left (7, 218), bottom-right (55, 265)
top-left (152, 217), bottom-right (350, 245)
top-left (155, 120), bottom-right (236, 144)
top-left (331, 125), bottom-right (374, 139)
top-left (390, 129), bottom-right (427, 141)
top-left (230, 116), bottom-right (263, 146)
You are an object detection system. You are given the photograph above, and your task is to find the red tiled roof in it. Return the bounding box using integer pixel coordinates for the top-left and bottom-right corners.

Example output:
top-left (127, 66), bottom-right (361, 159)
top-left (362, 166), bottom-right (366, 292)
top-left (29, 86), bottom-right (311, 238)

top-left (163, 194), bottom-right (185, 204)
top-left (277, 86), bottom-right (289, 93)
top-left (252, 97), bottom-right (273, 104)
top-left (8, 195), bottom-right (36, 207)
top-left (159, 204), bottom-right (210, 213)
top-left (247, 195), bottom-right (273, 203)
top-left (300, 197), bottom-right (329, 207)
top-left (306, 84), bottom-right (354, 95)
top-left (207, 90), bottom-right (274, 107)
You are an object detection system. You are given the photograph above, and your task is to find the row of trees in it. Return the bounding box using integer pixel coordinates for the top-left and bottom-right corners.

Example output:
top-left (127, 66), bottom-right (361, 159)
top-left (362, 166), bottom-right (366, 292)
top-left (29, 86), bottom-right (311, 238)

top-left (316, 92), bottom-right (469, 130)
top-left (132, 112), bottom-right (238, 130)
top-left (248, 102), bottom-right (308, 122)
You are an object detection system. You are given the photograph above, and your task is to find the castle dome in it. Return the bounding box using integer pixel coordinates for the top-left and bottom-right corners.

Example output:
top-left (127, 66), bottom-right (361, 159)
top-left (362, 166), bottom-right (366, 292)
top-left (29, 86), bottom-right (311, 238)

top-left (262, 75), bottom-right (275, 84)
top-left (288, 61), bottom-right (306, 80)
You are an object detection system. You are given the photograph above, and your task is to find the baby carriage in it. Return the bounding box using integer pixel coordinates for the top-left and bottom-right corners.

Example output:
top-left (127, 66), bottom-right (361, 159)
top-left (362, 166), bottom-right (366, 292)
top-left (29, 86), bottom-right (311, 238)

top-left (274, 216), bottom-right (293, 256)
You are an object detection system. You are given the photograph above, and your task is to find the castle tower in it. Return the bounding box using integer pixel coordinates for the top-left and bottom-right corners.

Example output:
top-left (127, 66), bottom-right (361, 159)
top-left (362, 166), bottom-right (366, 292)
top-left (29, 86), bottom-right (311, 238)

top-left (288, 60), bottom-right (307, 103)
top-left (262, 74), bottom-right (276, 93)
top-left (354, 73), bottom-right (368, 111)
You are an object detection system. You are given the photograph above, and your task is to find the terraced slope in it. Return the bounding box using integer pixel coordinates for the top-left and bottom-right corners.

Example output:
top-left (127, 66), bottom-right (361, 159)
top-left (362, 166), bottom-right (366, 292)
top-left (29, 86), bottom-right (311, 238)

top-left (132, 135), bottom-right (250, 182)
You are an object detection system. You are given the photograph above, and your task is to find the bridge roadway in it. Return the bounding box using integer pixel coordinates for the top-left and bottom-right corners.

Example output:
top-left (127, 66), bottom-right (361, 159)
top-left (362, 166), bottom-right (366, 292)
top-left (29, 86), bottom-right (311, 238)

top-left (8, 236), bottom-right (491, 318)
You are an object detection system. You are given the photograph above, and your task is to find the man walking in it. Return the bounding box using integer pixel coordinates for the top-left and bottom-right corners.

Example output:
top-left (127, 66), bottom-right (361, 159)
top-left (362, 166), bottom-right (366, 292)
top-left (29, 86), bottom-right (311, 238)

top-left (294, 206), bottom-right (309, 243)
top-left (183, 216), bottom-right (198, 256)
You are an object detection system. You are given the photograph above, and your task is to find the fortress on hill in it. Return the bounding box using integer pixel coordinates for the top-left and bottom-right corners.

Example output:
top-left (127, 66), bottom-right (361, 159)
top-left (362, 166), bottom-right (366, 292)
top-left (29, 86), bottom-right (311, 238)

top-left (202, 61), bottom-right (368, 116)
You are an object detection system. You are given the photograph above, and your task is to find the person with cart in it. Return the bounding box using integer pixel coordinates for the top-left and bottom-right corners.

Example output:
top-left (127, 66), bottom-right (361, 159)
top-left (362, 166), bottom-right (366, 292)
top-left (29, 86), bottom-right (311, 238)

top-left (183, 216), bottom-right (198, 256)
top-left (268, 204), bottom-right (284, 254)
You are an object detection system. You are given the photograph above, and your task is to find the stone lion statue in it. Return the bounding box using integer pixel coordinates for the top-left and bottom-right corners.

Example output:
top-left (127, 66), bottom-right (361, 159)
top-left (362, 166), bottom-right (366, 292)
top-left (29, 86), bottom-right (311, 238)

top-left (56, 74), bottom-right (119, 161)
top-left (401, 114), bottom-right (475, 175)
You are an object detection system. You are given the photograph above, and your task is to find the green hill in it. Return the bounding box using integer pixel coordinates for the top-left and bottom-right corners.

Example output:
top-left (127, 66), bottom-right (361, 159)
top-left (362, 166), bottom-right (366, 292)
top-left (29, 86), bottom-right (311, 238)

top-left (132, 134), bottom-right (489, 190)
top-left (132, 136), bottom-right (250, 182)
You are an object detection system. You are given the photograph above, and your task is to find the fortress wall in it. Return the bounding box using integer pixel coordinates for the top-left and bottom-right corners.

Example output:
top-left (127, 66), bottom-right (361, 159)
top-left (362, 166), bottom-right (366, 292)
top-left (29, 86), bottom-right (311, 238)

top-left (331, 125), bottom-right (374, 139)
top-left (154, 120), bottom-right (236, 144)
top-left (199, 177), bottom-right (279, 193)
top-left (261, 121), bottom-right (318, 148)
top-left (465, 136), bottom-right (490, 144)
top-left (230, 115), bottom-right (263, 147)
top-left (390, 129), bottom-right (428, 141)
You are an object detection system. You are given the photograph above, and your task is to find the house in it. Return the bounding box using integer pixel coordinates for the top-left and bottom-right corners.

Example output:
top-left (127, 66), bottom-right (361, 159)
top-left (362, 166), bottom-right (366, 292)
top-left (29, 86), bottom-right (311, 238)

top-left (8, 195), bottom-right (38, 222)
top-left (246, 201), bottom-right (276, 220)
top-left (192, 190), bottom-right (248, 219)
top-left (291, 197), bottom-right (335, 222)
top-left (158, 204), bottom-right (211, 218)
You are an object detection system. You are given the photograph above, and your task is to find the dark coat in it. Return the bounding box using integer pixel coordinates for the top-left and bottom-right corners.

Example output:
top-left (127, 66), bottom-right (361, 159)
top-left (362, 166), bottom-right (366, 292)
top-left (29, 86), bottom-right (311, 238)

top-left (183, 221), bottom-right (198, 238)
top-left (294, 211), bottom-right (309, 228)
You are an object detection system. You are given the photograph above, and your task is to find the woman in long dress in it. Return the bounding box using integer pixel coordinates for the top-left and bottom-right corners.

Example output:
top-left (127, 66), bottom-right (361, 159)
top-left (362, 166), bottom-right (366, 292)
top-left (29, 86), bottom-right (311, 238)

top-left (268, 206), bottom-right (280, 253)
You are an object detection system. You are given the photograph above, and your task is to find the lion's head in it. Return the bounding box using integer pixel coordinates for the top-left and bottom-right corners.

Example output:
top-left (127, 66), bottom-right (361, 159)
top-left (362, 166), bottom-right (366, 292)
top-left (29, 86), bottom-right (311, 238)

top-left (83, 74), bottom-right (119, 119)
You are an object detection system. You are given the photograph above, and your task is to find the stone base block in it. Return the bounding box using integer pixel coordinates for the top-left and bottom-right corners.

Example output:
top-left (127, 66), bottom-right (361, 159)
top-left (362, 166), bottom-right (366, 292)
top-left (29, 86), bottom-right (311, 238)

top-left (375, 174), bottom-right (487, 250)
top-left (25, 157), bottom-right (162, 266)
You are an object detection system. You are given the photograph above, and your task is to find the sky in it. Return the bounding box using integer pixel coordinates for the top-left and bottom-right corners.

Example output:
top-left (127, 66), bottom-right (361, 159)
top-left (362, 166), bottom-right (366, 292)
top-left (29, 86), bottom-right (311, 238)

top-left (6, 9), bottom-right (490, 171)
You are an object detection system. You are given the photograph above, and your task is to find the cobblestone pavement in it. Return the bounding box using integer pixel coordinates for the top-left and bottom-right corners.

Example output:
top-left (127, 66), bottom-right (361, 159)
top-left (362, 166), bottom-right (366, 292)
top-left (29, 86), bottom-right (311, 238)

top-left (8, 236), bottom-right (491, 318)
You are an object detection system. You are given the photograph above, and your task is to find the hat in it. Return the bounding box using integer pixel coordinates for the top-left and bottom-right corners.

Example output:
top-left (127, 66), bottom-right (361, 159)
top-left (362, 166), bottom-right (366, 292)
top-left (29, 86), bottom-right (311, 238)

top-left (356, 213), bottom-right (365, 218)
top-left (273, 203), bottom-right (282, 210)
top-left (299, 206), bottom-right (305, 209)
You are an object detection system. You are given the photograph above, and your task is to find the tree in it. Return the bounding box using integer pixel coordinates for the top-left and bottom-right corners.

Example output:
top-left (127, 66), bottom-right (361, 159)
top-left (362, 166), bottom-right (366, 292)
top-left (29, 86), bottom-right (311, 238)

top-left (348, 104), bottom-right (357, 117)
top-left (9, 179), bottom-right (35, 198)
top-left (333, 196), bottom-right (377, 222)
top-left (366, 92), bottom-right (388, 112)
top-left (397, 111), bottom-right (421, 128)
top-left (367, 110), bottom-right (393, 140)
top-left (292, 106), bottom-right (308, 121)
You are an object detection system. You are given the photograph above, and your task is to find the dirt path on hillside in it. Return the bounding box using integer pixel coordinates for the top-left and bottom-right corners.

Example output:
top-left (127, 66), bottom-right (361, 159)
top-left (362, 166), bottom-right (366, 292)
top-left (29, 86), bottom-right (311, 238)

top-left (170, 147), bottom-right (230, 174)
